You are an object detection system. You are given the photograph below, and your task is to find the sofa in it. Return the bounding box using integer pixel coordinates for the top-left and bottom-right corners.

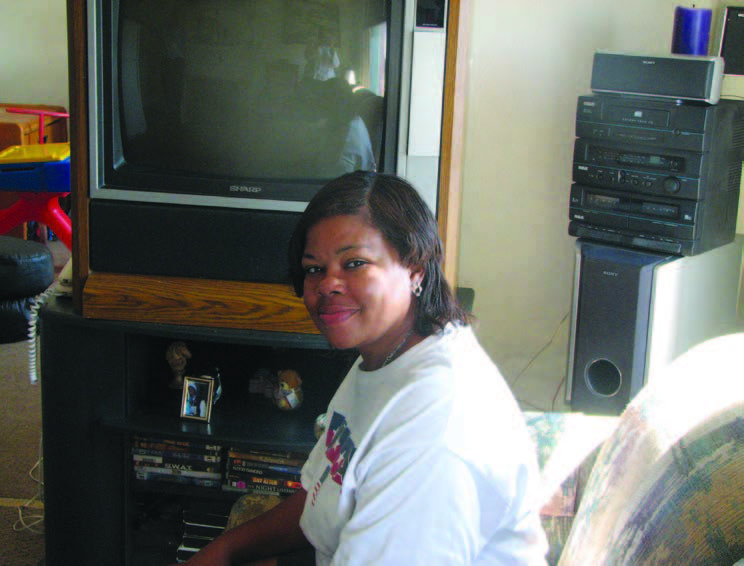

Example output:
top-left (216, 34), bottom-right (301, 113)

top-left (530, 332), bottom-right (744, 565)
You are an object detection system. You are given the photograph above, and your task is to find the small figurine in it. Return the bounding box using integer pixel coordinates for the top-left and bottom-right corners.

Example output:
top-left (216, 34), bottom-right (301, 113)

top-left (165, 341), bottom-right (191, 389)
top-left (274, 369), bottom-right (303, 411)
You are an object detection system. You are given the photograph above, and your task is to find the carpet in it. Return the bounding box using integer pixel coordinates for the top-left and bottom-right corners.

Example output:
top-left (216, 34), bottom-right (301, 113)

top-left (1, 339), bottom-right (46, 566)
top-left (1, 238), bottom-right (66, 501)
top-left (0, 340), bottom-right (43, 501)
top-left (0, 239), bottom-right (67, 565)
top-left (0, 502), bottom-right (45, 566)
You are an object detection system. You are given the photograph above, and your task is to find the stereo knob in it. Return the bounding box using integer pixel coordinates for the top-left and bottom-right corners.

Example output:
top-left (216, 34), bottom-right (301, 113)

top-left (663, 177), bottom-right (681, 194)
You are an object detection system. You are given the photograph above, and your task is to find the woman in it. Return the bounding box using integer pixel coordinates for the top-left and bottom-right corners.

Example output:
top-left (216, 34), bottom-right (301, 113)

top-left (180, 171), bottom-right (547, 565)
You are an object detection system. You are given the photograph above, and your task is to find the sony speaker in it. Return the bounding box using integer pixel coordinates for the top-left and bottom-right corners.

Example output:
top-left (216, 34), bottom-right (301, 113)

top-left (566, 237), bottom-right (744, 416)
top-left (591, 51), bottom-right (724, 104)
top-left (719, 6), bottom-right (744, 76)
top-left (566, 242), bottom-right (672, 415)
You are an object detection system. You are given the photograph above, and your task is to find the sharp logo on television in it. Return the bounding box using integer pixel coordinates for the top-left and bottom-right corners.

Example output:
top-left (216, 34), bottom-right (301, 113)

top-left (229, 185), bottom-right (263, 194)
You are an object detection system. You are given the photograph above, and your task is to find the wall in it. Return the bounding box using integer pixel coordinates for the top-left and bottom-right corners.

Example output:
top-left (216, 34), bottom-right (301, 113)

top-left (0, 1), bottom-right (69, 109)
top-left (456, 0), bottom-right (744, 404)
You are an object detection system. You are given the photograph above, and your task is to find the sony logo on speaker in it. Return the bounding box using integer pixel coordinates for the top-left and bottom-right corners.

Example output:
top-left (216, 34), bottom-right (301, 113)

top-left (602, 270), bottom-right (619, 277)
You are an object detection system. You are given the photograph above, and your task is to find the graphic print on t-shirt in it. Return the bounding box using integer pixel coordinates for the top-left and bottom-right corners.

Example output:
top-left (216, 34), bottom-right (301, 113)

top-left (311, 411), bottom-right (356, 505)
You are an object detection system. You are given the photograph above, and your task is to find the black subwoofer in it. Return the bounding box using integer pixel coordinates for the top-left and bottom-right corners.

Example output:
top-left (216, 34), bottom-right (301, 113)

top-left (566, 241), bottom-right (671, 415)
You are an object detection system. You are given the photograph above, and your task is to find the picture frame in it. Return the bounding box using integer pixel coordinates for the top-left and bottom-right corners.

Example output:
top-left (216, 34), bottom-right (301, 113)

top-left (181, 375), bottom-right (215, 423)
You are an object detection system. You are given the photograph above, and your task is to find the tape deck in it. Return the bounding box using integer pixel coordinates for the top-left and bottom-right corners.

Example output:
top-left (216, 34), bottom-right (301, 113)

top-left (568, 184), bottom-right (739, 255)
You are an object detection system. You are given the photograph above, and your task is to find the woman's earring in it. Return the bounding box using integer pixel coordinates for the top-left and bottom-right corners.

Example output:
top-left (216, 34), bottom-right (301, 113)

top-left (411, 281), bottom-right (423, 297)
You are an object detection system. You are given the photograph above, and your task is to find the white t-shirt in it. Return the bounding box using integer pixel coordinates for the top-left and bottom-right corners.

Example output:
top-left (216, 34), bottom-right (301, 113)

top-left (300, 324), bottom-right (548, 565)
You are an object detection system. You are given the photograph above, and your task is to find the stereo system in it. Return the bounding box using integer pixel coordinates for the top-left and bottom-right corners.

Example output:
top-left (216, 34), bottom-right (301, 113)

top-left (568, 89), bottom-right (744, 255)
top-left (566, 53), bottom-right (744, 415)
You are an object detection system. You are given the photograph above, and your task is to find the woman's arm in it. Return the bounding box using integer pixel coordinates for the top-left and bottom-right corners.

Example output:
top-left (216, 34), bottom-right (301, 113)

top-left (177, 489), bottom-right (311, 566)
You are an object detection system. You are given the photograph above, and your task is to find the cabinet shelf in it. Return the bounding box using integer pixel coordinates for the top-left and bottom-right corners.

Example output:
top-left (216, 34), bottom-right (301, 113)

top-left (39, 297), bottom-right (355, 565)
top-left (102, 398), bottom-right (324, 452)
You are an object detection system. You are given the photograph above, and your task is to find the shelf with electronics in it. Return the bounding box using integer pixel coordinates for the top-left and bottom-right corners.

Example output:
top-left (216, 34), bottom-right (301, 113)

top-left (40, 1), bottom-right (470, 564)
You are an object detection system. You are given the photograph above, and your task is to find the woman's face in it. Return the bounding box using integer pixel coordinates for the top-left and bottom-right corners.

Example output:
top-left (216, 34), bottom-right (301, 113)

top-left (301, 214), bottom-right (419, 364)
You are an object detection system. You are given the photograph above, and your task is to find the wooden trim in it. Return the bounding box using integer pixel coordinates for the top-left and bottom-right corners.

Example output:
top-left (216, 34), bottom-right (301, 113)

top-left (437, 0), bottom-right (470, 286)
top-left (82, 272), bottom-right (320, 333)
top-left (68, 0), bottom-right (90, 313)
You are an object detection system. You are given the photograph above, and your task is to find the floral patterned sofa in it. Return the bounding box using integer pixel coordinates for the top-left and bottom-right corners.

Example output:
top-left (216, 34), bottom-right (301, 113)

top-left (528, 332), bottom-right (744, 565)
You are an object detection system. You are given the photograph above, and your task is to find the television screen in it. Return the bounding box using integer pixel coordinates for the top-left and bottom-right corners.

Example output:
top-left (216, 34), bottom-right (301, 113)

top-left (87, 0), bottom-right (406, 283)
top-left (94, 0), bottom-right (399, 208)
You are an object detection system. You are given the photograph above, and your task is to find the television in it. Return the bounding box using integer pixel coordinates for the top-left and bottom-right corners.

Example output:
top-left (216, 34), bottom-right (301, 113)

top-left (86, 0), bottom-right (410, 284)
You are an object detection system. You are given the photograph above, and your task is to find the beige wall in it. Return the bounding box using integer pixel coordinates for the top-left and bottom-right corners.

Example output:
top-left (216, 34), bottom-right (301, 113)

top-left (1, 0), bottom-right (741, 394)
top-left (0, 1), bottom-right (69, 109)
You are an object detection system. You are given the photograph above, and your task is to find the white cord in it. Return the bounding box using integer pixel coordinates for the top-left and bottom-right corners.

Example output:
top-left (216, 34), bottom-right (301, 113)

top-left (16, 295), bottom-right (51, 531)
top-left (13, 492), bottom-right (44, 534)
top-left (27, 282), bottom-right (58, 385)
top-left (14, 431), bottom-right (44, 534)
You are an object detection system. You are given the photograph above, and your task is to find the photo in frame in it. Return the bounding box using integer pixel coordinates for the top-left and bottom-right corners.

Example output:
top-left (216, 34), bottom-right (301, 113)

top-left (181, 375), bottom-right (215, 422)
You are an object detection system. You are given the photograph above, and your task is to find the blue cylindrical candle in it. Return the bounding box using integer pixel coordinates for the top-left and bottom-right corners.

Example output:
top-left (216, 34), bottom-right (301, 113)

top-left (671, 6), bottom-right (713, 55)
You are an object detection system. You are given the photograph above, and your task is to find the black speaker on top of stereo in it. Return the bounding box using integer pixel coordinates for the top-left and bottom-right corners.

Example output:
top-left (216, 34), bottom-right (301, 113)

top-left (566, 241), bottom-right (672, 415)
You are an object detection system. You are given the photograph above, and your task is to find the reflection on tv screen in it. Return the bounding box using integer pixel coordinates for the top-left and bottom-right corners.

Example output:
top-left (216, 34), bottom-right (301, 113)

top-left (119, 0), bottom-right (388, 182)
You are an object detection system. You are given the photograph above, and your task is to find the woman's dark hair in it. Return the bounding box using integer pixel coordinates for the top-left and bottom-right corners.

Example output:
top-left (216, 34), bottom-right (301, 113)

top-left (288, 171), bottom-right (471, 336)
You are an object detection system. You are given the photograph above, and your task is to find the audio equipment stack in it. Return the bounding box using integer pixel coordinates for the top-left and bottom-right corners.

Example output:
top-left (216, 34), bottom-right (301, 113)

top-left (569, 53), bottom-right (744, 256)
top-left (565, 52), bottom-right (744, 414)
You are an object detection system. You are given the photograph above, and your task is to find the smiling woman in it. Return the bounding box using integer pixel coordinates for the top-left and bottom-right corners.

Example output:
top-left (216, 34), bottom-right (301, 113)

top-left (289, 172), bottom-right (469, 370)
top-left (299, 213), bottom-right (420, 368)
top-left (179, 171), bottom-right (549, 566)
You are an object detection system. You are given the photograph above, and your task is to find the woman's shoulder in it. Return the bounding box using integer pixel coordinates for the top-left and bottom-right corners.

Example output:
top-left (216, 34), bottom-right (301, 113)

top-left (386, 325), bottom-right (509, 418)
top-left (406, 324), bottom-right (498, 379)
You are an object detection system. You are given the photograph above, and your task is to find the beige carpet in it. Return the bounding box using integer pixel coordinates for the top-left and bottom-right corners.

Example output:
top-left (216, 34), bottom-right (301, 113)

top-left (0, 340), bottom-right (44, 500)
top-left (0, 339), bottom-right (46, 566)
top-left (0, 502), bottom-right (45, 566)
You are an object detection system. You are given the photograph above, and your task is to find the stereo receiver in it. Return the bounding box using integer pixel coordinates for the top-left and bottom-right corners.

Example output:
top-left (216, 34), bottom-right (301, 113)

top-left (573, 139), bottom-right (738, 201)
